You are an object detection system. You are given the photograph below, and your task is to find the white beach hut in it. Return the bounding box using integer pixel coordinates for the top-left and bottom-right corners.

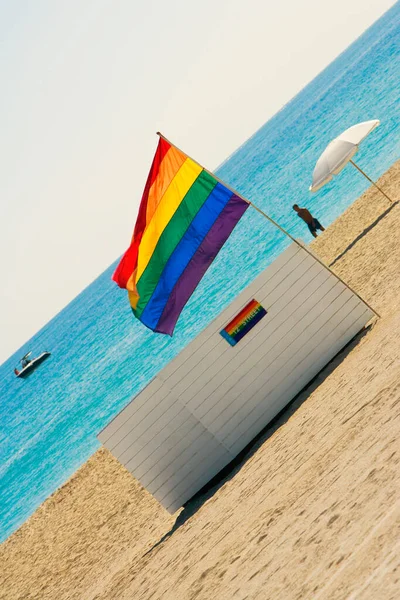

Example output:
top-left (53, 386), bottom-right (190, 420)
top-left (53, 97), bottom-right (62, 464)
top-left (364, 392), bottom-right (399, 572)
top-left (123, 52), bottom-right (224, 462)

top-left (98, 243), bottom-right (375, 513)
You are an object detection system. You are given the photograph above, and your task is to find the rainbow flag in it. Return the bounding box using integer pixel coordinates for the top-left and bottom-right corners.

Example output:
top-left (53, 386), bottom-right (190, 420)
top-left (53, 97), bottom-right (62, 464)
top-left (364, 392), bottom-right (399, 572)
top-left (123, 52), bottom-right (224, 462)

top-left (113, 136), bottom-right (249, 335)
top-left (220, 300), bottom-right (267, 346)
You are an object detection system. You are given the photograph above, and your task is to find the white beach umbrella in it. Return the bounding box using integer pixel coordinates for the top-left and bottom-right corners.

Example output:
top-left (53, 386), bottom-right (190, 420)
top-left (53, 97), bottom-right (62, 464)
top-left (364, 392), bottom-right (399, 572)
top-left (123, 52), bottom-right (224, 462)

top-left (310, 119), bottom-right (394, 203)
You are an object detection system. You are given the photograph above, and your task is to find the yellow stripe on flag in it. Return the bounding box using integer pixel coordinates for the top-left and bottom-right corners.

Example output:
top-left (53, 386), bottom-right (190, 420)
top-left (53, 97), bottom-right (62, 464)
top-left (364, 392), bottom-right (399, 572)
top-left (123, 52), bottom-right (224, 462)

top-left (128, 288), bottom-right (139, 310)
top-left (136, 158), bottom-right (202, 281)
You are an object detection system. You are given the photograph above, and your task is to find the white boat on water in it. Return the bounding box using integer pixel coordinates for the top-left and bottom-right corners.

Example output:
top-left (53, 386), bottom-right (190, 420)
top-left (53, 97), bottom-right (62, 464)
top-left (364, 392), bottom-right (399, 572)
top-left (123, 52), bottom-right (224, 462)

top-left (14, 351), bottom-right (51, 379)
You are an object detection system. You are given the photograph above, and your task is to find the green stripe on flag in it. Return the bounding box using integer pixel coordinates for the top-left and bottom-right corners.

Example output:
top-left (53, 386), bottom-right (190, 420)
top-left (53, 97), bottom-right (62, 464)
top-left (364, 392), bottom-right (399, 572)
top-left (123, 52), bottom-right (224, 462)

top-left (135, 170), bottom-right (217, 316)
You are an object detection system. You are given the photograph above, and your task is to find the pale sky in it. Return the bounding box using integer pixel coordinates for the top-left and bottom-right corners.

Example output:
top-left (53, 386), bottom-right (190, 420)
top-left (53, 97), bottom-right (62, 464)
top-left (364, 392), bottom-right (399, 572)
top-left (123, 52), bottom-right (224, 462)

top-left (0, 0), bottom-right (396, 364)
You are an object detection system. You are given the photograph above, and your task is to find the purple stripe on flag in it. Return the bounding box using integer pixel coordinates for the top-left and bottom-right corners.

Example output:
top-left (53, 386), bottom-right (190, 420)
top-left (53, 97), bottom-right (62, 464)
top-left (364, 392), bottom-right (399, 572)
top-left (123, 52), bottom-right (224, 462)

top-left (155, 194), bottom-right (249, 335)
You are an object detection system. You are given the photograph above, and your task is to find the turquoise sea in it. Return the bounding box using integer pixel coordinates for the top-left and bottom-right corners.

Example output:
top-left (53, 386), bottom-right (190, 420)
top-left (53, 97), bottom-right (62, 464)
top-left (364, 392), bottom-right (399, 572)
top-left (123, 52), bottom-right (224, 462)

top-left (1, 3), bottom-right (399, 543)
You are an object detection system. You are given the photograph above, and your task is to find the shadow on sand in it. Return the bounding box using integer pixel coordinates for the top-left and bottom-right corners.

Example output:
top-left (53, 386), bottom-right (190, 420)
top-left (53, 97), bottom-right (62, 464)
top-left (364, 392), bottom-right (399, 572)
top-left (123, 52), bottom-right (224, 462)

top-left (143, 322), bottom-right (375, 557)
top-left (329, 201), bottom-right (398, 267)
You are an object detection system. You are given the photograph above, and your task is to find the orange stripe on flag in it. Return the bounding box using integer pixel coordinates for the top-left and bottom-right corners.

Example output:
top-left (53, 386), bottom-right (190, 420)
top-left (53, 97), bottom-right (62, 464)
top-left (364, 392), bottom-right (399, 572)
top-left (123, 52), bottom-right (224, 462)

top-left (146, 146), bottom-right (187, 222)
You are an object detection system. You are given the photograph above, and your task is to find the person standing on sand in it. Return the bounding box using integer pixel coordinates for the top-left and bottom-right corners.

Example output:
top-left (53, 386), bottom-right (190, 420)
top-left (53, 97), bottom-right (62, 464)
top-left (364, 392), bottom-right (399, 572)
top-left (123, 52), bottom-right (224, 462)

top-left (293, 204), bottom-right (325, 238)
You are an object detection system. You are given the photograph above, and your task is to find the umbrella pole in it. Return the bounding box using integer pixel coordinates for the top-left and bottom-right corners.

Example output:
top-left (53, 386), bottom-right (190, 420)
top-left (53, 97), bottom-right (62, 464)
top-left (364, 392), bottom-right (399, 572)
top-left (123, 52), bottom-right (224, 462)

top-left (349, 160), bottom-right (394, 204)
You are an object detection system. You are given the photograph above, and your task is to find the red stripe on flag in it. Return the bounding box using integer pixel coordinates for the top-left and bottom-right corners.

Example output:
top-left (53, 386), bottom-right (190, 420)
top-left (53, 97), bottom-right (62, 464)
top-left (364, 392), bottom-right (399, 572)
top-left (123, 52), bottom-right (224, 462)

top-left (112, 138), bottom-right (171, 288)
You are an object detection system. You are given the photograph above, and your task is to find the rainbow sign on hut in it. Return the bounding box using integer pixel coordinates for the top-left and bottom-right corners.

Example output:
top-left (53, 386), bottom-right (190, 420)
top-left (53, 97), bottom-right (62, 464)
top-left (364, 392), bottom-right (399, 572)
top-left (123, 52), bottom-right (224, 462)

top-left (220, 299), bottom-right (267, 346)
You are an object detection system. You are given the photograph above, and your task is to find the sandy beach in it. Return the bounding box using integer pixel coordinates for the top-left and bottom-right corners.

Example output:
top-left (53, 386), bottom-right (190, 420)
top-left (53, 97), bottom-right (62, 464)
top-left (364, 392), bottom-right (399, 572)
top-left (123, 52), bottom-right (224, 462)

top-left (1, 162), bottom-right (399, 600)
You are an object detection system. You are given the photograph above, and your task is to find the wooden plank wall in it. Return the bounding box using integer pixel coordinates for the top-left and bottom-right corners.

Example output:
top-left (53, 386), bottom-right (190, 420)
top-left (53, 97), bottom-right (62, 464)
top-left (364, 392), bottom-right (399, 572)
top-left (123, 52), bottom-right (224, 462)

top-left (98, 244), bottom-right (375, 513)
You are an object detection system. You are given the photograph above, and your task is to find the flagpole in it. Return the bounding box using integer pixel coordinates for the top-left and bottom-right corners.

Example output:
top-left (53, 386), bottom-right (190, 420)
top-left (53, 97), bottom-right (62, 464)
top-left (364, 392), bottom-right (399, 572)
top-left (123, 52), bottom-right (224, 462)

top-left (157, 133), bottom-right (303, 243)
top-left (156, 132), bottom-right (379, 318)
top-left (349, 159), bottom-right (394, 204)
